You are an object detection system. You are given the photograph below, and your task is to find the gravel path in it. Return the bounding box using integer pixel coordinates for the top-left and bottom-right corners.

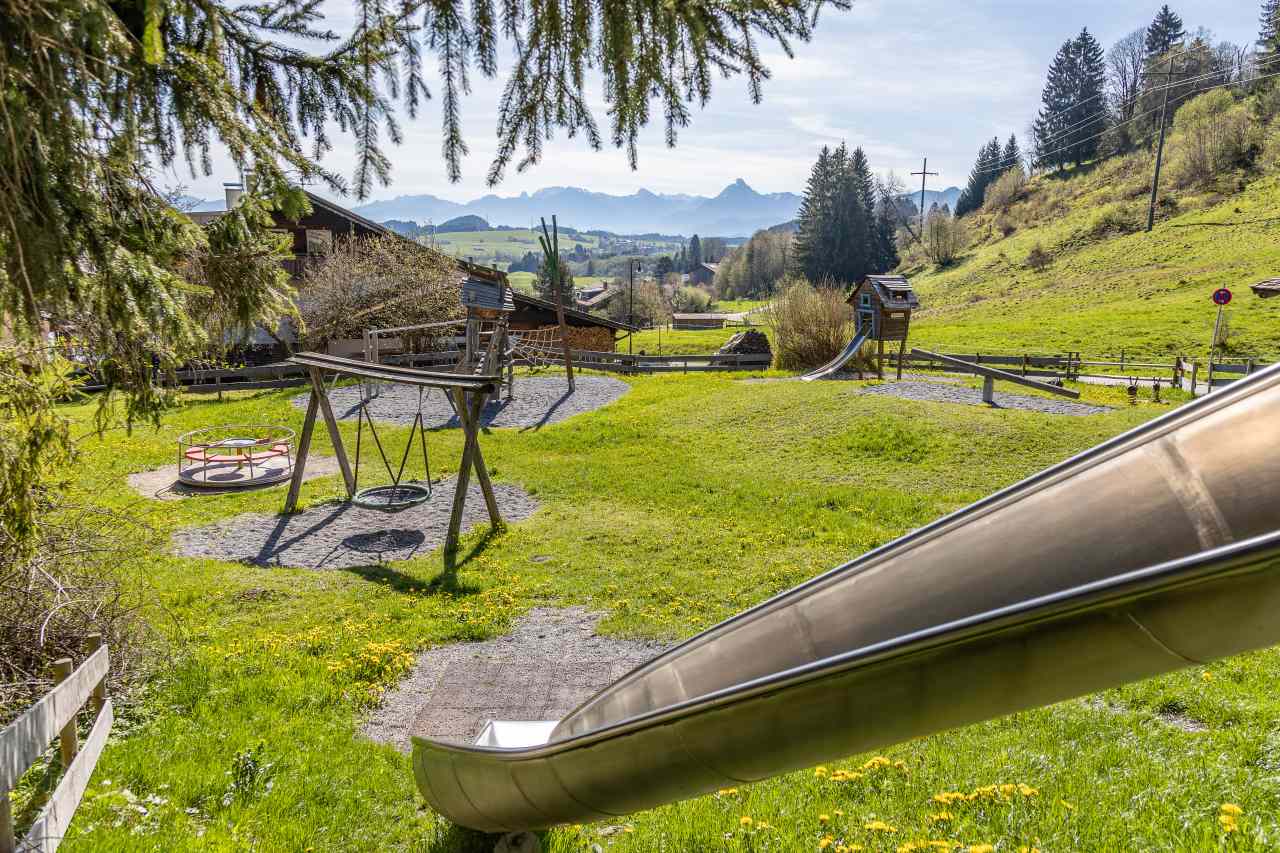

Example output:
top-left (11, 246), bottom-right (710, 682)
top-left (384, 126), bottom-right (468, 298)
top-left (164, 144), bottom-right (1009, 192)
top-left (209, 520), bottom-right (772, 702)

top-left (365, 607), bottom-right (667, 749)
top-left (291, 375), bottom-right (629, 430)
top-left (859, 380), bottom-right (1110, 415)
top-left (171, 477), bottom-right (538, 569)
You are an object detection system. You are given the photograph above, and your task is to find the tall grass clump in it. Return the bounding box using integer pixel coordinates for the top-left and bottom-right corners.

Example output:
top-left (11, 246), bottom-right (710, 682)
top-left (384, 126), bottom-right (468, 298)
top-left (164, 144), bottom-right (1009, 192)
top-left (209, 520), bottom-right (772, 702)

top-left (765, 278), bottom-right (853, 370)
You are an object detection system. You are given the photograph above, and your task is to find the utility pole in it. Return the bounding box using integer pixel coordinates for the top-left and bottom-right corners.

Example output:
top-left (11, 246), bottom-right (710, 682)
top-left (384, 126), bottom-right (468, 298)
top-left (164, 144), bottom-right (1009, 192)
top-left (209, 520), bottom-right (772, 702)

top-left (628, 258), bottom-right (640, 355)
top-left (911, 157), bottom-right (938, 237)
top-left (1146, 56), bottom-right (1178, 232)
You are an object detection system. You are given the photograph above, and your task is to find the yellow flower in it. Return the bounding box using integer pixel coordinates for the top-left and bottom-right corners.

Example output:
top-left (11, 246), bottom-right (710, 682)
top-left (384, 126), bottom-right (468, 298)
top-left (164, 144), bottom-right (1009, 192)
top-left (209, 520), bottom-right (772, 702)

top-left (740, 816), bottom-right (753, 827)
top-left (930, 844), bottom-right (954, 851)
top-left (1018, 847), bottom-right (1041, 853)
top-left (864, 820), bottom-right (897, 833)
top-left (757, 821), bottom-right (772, 830)
top-left (1017, 783), bottom-right (1039, 797)
top-left (863, 756), bottom-right (892, 770)
top-left (1219, 814), bottom-right (1238, 833)
top-left (1058, 799), bottom-right (1076, 811)
top-left (819, 814), bottom-right (831, 824)
top-left (968, 845), bottom-right (995, 853)
top-left (1202, 670), bottom-right (1213, 682)
top-left (819, 837), bottom-right (834, 849)
top-left (717, 787), bottom-right (738, 796)
top-left (893, 759), bottom-right (909, 772)
top-left (927, 811), bottom-right (953, 823)
top-left (1219, 803), bottom-right (1243, 816)
top-left (834, 810), bottom-right (845, 817)
top-left (932, 792), bottom-right (965, 805)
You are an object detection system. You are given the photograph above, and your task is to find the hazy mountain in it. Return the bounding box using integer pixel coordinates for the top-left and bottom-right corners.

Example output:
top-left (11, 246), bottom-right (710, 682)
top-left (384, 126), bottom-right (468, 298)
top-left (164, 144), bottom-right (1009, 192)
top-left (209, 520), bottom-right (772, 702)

top-left (351, 179), bottom-right (801, 237)
top-left (899, 186), bottom-right (963, 214)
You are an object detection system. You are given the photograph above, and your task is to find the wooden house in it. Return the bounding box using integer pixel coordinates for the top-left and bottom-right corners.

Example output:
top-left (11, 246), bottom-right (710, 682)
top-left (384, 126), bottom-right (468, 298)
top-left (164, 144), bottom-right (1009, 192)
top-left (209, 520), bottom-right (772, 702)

top-left (847, 274), bottom-right (920, 379)
top-left (689, 262), bottom-right (719, 286)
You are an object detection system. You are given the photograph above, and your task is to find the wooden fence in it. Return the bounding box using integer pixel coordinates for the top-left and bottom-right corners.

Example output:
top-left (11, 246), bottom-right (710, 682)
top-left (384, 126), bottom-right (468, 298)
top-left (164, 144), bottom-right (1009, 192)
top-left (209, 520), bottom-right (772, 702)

top-left (1, 637), bottom-right (112, 853)
top-left (567, 350), bottom-right (772, 374)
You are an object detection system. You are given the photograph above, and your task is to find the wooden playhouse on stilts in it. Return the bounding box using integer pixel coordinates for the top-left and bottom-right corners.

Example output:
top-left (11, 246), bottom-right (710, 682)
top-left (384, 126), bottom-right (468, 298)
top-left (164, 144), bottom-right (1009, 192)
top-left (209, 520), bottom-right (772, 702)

top-left (848, 274), bottom-right (920, 380)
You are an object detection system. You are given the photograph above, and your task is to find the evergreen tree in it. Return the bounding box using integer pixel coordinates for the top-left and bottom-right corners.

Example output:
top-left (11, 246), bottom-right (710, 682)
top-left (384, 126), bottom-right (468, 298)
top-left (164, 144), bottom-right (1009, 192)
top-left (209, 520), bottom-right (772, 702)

top-left (871, 178), bottom-right (900, 273)
top-left (1033, 39), bottom-right (1078, 171)
top-left (1001, 134), bottom-right (1023, 172)
top-left (687, 234), bottom-right (703, 271)
top-left (955, 137), bottom-right (1001, 216)
top-left (1066, 28), bottom-right (1108, 166)
top-left (1145, 5), bottom-right (1186, 59)
top-left (1260, 0), bottom-right (1280, 67)
top-left (791, 146), bottom-right (837, 281)
top-left (791, 144), bottom-right (895, 285)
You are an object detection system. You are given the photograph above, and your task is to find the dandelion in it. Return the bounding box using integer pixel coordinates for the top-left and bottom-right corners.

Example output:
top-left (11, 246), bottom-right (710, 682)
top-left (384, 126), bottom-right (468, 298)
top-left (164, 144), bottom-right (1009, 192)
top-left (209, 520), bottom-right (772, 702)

top-left (819, 814), bottom-right (831, 824)
top-left (968, 845), bottom-right (995, 853)
top-left (819, 836), bottom-right (834, 849)
top-left (717, 787), bottom-right (739, 797)
top-left (815, 766), bottom-right (829, 777)
top-left (1018, 847), bottom-right (1042, 853)
top-left (864, 820), bottom-right (897, 833)
top-left (1219, 803), bottom-right (1243, 816)
top-left (928, 812), bottom-right (953, 823)
top-left (1202, 671), bottom-right (1213, 682)
top-left (740, 816), bottom-right (753, 827)
top-left (893, 759), bottom-right (909, 772)
top-left (933, 792), bottom-right (965, 806)
top-left (863, 756), bottom-right (891, 770)
top-left (929, 843), bottom-right (955, 850)
top-left (1017, 783), bottom-right (1039, 798)
top-left (1219, 814), bottom-right (1238, 833)
top-left (834, 810), bottom-right (845, 817)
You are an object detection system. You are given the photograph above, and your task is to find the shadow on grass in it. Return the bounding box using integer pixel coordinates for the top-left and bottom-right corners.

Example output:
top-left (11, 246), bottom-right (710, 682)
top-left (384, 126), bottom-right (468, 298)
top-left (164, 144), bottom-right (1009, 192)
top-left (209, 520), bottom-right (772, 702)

top-left (426, 827), bottom-right (548, 853)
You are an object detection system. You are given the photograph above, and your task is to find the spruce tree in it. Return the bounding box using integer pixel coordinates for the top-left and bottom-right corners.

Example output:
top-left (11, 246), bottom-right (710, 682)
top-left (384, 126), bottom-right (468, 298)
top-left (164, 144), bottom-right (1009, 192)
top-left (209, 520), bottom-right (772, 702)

top-left (1261, 0), bottom-right (1280, 67)
top-left (955, 137), bottom-right (1001, 217)
top-left (1066, 28), bottom-right (1108, 166)
top-left (1033, 39), bottom-right (1078, 171)
top-left (792, 146), bottom-right (836, 281)
top-left (1145, 5), bottom-right (1186, 59)
top-left (1001, 134), bottom-right (1023, 173)
top-left (688, 234), bottom-right (703, 271)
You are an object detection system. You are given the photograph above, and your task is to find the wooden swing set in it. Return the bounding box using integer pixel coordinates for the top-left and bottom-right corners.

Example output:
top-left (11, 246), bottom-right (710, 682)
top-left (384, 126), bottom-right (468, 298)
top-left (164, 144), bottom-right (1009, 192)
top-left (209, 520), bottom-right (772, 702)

top-left (283, 351), bottom-right (503, 558)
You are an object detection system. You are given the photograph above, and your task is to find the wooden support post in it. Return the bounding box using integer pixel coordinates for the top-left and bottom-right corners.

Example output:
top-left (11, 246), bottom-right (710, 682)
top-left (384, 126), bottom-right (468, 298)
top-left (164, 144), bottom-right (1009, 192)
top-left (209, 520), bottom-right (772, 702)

top-left (1189, 360), bottom-right (1199, 396)
top-left (284, 391), bottom-right (319, 513)
top-left (86, 635), bottom-right (107, 714)
top-left (982, 375), bottom-right (995, 405)
top-left (896, 339), bottom-right (906, 380)
top-left (876, 339), bottom-right (885, 380)
top-left (463, 389), bottom-right (500, 524)
top-left (309, 366), bottom-right (354, 498)
top-left (444, 387), bottom-right (503, 557)
top-left (51, 658), bottom-right (78, 770)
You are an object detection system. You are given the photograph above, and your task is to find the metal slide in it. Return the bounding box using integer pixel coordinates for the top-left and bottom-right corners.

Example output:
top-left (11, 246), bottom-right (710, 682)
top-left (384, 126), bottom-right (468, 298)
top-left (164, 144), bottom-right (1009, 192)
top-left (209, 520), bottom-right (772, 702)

top-left (413, 363), bottom-right (1280, 832)
top-left (799, 328), bottom-right (873, 381)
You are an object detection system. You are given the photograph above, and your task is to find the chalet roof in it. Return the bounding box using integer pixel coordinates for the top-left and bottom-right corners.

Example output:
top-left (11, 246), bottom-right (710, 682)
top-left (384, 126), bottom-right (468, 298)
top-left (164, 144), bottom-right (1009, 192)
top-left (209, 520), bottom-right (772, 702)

top-left (672, 312), bottom-right (730, 320)
top-left (578, 287), bottom-right (619, 309)
top-left (461, 276), bottom-right (516, 312)
top-left (1250, 278), bottom-right (1280, 299)
top-left (700, 262), bottom-right (719, 273)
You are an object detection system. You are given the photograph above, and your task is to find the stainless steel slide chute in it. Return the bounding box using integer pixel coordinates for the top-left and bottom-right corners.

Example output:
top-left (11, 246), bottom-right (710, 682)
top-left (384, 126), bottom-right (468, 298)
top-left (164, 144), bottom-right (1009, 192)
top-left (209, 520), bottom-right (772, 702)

top-left (412, 362), bottom-right (1280, 832)
top-left (800, 328), bottom-right (873, 381)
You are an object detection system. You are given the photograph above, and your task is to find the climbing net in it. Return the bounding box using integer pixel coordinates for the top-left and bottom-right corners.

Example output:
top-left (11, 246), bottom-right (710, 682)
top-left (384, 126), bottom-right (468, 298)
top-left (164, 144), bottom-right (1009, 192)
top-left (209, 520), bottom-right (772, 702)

top-left (511, 327), bottom-right (563, 371)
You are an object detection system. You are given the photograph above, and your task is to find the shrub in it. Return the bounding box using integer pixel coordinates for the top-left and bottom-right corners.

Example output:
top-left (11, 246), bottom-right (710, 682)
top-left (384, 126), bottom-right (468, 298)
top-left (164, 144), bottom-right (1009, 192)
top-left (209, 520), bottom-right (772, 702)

top-left (299, 236), bottom-right (462, 347)
top-left (923, 210), bottom-right (967, 266)
top-left (670, 285), bottom-right (712, 313)
top-left (1025, 243), bottom-right (1052, 272)
top-left (1086, 201), bottom-right (1141, 237)
top-left (1170, 90), bottom-right (1258, 188)
top-left (764, 277), bottom-right (856, 371)
top-left (982, 167), bottom-right (1026, 212)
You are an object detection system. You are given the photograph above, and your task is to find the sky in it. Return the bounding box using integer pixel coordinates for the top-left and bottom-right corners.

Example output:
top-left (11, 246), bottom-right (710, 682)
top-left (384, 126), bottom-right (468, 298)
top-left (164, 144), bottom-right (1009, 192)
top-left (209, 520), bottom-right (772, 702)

top-left (170, 0), bottom-right (1262, 205)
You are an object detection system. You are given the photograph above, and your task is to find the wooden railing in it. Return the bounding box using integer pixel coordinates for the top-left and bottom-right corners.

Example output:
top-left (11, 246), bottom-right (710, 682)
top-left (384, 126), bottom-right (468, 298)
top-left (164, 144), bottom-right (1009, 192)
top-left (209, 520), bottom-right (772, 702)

top-left (1, 637), bottom-right (113, 853)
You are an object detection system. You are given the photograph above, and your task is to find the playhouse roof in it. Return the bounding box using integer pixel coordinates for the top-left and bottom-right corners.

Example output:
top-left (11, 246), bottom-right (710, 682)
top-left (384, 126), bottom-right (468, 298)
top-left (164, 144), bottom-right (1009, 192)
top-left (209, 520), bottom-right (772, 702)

top-left (853, 274), bottom-right (919, 310)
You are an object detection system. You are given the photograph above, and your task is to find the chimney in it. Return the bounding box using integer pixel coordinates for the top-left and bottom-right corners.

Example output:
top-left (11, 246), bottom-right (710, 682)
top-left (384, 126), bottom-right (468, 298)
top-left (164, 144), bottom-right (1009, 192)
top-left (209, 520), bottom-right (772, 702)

top-left (223, 181), bottom-right (244, 210)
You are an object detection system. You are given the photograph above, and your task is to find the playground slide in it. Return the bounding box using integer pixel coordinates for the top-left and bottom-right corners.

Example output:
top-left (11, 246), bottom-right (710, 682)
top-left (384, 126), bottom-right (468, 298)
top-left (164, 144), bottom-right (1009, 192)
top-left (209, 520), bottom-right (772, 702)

top-left (413, 362), bottom-right (1280, 832)
top-left (799, 328), bottom-right (873, 381)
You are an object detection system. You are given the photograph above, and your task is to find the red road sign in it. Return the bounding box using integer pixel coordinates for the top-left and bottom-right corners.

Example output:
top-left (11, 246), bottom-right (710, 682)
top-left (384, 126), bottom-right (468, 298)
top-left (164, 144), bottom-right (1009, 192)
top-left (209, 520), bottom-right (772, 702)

top-left (1213, 287), bottom-right (1232, 306)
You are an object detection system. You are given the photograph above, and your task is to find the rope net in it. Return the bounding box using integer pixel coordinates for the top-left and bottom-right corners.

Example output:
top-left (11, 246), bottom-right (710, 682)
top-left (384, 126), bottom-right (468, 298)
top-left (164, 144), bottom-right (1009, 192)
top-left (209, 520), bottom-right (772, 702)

top-left (511, 327), bottom-right (563, 371)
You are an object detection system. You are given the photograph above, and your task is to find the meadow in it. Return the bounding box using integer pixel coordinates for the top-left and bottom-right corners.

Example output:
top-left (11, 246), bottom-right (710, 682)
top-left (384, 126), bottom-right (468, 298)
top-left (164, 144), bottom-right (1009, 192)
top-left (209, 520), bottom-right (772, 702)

top-left (28, 369), bottom-right (1280, 851)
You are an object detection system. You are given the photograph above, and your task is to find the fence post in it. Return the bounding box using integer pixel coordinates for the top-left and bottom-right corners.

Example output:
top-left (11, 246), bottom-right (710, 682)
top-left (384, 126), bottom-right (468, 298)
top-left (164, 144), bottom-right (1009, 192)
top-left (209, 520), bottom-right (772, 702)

top-left (1189, 360), bottom-right (1199, 395)
top-left (87, 634), bottom-right (107, 714)
top-left (1021, 354), bottom-right (1028, 376)
top-left (1, 784), bottom-right (14, 853)
top-left (1247, 358), bottom-right (1256, 375)
top-left (51, 658), bottom-right (79, 769)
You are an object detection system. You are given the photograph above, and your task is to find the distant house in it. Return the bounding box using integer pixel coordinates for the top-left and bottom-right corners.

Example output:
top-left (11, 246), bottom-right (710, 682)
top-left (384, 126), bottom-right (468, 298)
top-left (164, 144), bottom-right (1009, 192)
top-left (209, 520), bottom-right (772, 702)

top-left (689, 262), bottom-right (719, 287)
top-left (672, 312), bottom-right (729, 330)
top-left (188, 182), bottom-right (632, 352)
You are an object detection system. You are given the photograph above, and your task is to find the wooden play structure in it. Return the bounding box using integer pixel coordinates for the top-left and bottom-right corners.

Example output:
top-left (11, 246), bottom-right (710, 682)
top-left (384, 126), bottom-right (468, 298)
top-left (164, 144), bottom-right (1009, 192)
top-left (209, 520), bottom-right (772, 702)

top-left (283, 352), bottom-right (503, 558)
top-left (912, 348), bottom-right (1080, 403)
top-left (849, 274), bottom-right (920, 380)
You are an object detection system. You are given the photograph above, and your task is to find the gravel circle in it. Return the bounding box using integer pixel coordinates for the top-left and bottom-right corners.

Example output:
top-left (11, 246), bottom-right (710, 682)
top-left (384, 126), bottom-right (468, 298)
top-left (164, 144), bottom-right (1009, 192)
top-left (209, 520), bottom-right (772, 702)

top-left (291, 375), bottom-right (629, 429)
top-left (365, 607), bottom-right (667, 749)
top-left (171, 477), bottom-right (538, 569)
top-left (859, 380), bottom-right (1110, 415)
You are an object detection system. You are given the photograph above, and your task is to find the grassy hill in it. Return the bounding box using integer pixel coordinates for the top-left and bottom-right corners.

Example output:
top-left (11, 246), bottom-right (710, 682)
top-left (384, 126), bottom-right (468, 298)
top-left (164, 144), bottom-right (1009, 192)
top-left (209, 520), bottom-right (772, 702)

top-left (905, 97), bottom-right (1280, 360)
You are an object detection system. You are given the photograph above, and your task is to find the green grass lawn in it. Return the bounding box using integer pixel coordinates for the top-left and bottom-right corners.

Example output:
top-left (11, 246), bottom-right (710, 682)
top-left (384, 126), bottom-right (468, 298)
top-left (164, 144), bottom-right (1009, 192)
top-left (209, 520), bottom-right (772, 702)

top-left (710, 298), bottom-right (770, 314)
top-left (627, 324), bottom-right (772, 355)
top-left (907, 174), bottom-right (1280, 361)
top-left (36, 371), bottom-right (1279, 850)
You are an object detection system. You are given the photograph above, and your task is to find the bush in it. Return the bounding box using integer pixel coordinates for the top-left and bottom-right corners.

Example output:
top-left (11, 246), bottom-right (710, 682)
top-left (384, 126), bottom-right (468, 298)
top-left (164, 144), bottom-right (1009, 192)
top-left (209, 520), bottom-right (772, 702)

top-left (1086, 201), bottom-right (1142, 237)
top-left (1171, 90), bottom-right (1259, 187)
top-left (923, 210), bottom-right (967, 266)
top-left (670, 285), bottom-right (712, 313)
top-left (982, 167), bottom-right (1026, 212)
top-left (298, 236), bottom-right (462, 347)
top-left (764, 277), bottom-right (856, 371)
top-left (1025, 243), bottom-right (1052, 272)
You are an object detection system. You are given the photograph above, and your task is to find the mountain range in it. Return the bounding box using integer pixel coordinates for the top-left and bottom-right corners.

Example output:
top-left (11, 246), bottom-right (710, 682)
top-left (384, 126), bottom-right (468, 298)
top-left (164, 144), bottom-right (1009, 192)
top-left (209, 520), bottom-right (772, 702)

top-left (185, 178), bottom-right (963, 238)
top-left (349, 179), bottom-right (804, 237)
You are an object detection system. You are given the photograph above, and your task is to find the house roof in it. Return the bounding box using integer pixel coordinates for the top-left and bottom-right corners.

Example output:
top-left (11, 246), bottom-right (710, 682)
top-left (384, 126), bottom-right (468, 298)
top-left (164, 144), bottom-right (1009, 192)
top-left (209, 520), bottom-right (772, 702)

top-left (519, 291), bottom-right (635, 331)
top-left (672, 312), bottom-right (730, 320)
top-left (700, 262), bottom-right (719, 273)
top-left (578, 287), bottom-right (619, 309)
top-left (1250, 278), bottom-right (1280, 299)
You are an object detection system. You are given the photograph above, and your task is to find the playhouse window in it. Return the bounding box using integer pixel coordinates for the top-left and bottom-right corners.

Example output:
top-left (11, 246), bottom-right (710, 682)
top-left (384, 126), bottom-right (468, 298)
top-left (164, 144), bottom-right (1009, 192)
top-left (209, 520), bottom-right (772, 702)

top-left (859, 293), bottom-right (871, 307)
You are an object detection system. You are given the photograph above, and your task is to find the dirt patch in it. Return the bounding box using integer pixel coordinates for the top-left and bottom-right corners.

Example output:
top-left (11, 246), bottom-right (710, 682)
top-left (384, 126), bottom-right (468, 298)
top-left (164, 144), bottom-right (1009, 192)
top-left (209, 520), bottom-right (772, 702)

top-left (128, 456), bottom-right (343, 501)
top-left (170, 477), bottom-right (538, 569)
top-left (859, 380), bottom-right (1110, 416)
top-left (364, 607), bottom-right (667, 750)
top-left (291, 375), bottom-right (629, 431)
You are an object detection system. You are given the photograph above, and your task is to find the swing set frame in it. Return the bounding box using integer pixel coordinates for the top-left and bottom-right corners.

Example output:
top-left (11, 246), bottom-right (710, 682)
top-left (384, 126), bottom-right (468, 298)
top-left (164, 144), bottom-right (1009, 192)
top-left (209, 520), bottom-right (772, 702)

top-left (284, 351), bottom-right (503, 558)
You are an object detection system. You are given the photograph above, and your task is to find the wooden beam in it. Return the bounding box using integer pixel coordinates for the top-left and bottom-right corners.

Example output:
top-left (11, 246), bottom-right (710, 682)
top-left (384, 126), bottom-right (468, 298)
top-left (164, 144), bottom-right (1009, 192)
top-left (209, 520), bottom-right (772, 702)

top-left (22, 700), bottom-right (113, 853)
top-left (444, 388), bottom-right (478, 557)
top-left (284, 390), bottom-right (319, 513)
top-left (290, 352), bottom-right (499, 390)
top-left (911, 348), bottom-right (1080, 399)
top-left (308, 367), bottom-right (355, 497)
top-left (464, 390), bottom-right (501, 525)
